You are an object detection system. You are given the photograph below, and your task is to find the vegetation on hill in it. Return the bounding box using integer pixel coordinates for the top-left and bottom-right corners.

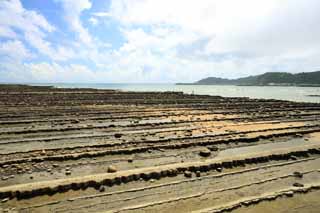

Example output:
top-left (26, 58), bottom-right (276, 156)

top-left (177, 71), bottom-right (320, 86)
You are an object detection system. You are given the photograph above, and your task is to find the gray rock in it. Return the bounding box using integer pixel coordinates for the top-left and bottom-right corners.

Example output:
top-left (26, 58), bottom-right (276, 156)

top-left (99, 186), bottom-right (105, 192)
top-left (1, 198), bottom-right (9, 203)
top-left (284, 191), bottom-right (294, 197)
top-left (1, 176), bottom-right (8, 181)
top-left (216, 167), bottom-right (223, 172)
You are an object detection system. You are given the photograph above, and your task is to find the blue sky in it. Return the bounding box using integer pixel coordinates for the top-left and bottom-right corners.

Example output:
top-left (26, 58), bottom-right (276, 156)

top-left (0, 0), bottom-right (320, 83)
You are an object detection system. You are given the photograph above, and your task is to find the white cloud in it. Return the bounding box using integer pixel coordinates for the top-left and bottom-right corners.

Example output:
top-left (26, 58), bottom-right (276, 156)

top-left (0, 0), bottom-right (76, 61)
top-left (27, 62), bottom-right (97, 82)
top-left (0, 26), bottom-right (17, 38)
top-left (107, 0), bottom-right (320, 56)
top-left (108, 0), bottom-right (276, 33)
top-left (24, 62), bottom-right (150, 83)
top-left (92, 12), bottom-right (111, 17)
top-left (56, 0), bottom-right (93, 45)
top-left (89, 11), bottom-right (112, 28)
top-left (0, 40), bottom-right (32, 60)
top-left (90, 0), bottom-right (320, 81)
top-left (89, 17), bottom-right (98, 26)
top-left (1, 0), bottom-right (320, 83)
top-left (0, 0), bottom-right (55, 33)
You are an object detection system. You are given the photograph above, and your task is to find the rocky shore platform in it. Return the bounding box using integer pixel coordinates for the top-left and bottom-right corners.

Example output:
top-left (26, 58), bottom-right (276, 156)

top-left (0, 85), bottom-right (320, 212)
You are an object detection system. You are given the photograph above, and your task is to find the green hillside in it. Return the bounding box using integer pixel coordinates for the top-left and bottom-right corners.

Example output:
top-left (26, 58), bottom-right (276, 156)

top-left (177, 71), bottom-right (320, 86)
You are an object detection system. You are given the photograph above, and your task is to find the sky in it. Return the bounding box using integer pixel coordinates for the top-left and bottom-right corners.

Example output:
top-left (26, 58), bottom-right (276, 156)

top-left (0, 0), bottom-right (319, 83)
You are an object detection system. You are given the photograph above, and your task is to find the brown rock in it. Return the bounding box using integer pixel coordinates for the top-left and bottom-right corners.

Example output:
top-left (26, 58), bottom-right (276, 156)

top-left (293, 171), bottom-right (303, 178)
top-left (184, 171), bottom-right (192, 178)
top-left (107, 165), bottom-right (117, 173)
top-left (208, 146), bottom-right (219, 151)
top-left (71, 119), bottom-right (80, 124)
top-left (114, 133), bottom-right (123, 138)
top-left (293, 182), bottom-right (304, 187)
top-left (199, 148), bottom-right (211, 157)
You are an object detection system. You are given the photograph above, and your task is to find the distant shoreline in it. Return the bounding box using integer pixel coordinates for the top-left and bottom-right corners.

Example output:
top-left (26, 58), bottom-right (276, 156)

top-left (176, 83), bottom-right (320, 87)
top-left (0, 83), bottom-right (319, 103)
top-left (179, 71), bottom-right (320, 86)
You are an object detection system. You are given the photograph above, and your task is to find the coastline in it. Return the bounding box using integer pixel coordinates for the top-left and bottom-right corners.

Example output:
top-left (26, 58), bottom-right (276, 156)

top-left (2, 83), bottom-right (318, 103)
top-left (0, 84), bottom-right (320, 212)
top-left (176, 83), bottom-right (320, 87)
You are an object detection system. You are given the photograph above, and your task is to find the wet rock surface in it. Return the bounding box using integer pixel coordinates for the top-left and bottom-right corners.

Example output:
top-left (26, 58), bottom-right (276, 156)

top-left (0, 85), bottom-right (320, 212)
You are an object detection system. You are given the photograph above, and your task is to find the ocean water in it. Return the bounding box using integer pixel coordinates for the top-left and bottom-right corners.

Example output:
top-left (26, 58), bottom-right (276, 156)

top-left (30, 83), bottom-right (320, 103)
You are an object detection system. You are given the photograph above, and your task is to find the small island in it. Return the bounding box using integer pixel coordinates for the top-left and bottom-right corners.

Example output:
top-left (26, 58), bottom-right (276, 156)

top-left (177, 71), bottom-right (320, 87)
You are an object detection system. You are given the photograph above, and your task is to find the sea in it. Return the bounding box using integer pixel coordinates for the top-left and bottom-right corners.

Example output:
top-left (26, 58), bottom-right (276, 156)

top-left (30, 83), bottom-right (320, 103)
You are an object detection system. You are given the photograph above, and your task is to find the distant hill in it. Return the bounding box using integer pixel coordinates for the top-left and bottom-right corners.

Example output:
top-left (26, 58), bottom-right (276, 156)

top-left (177, 71), bottom-right (320, 86)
